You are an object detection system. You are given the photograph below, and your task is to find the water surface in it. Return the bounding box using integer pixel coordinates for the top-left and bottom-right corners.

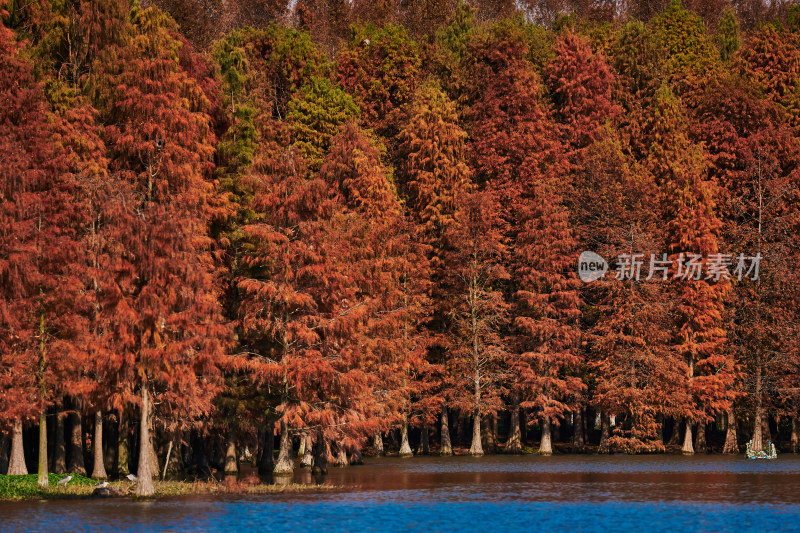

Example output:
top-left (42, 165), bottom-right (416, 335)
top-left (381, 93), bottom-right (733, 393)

top-left (3, 455), bottom-right (799, 532)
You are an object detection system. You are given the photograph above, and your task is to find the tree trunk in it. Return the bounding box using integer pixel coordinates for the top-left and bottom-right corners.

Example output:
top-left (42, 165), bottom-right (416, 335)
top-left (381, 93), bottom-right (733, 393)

top-left (506, 405), bottom-right (522, 454)
top-left (117, 414), bottom-right (130, 476)
top-left (469, 320), bottom-right (483, 458)
top-left (8, 419), bottom-right (28, 475)
top-left (539, 418), bottom-right (553, 455)
top-left (52, 410), bottom-right (66, 474)
top-left (136, 386), bottom-right (155, 497)
top-left (598, 412), bottom-right (611, 454)
top-left (482, 413), bottom-right (497, 453)
top-left (419, 426), bottom-right (429, 455)
top-left (147, 428), bottom-right (159, 478)
top-left (38, 411), bottom-right (48, 488)
top-left (190, 431), bottom-right (210, 476)
top-left (255, 428), bottom-right (264, 467)
top-left (162, 439), bottom-right (173, 481)
top-left (334, 445), bottom-right (348, 467)
top-left (91, 411), bottom-right (107, 480)
top-left (751, 406), bottom-right (764, 453)
top-left (259, 419), bottom-right (275, 475)
top-left (573, 408), bottom-right (585, 452)
top-left (311, 431), bottom-right (327, 475)
top-left (349, 447), bottom-right (363, 465)
top-left (164, 432), bottom-right (183, 479)
top-left (161, 434), bottom-right (178, 481)
top-left (273, 419), bottom-right (293, 476)
top-left (489, 411), bottom-right (499, 448)
top-left (67, 410), bottom-right (86, 475)
top-left (373, 432), bottom-right (384, 456)
top-left (0, 433), bottom-right (9, 474)
top-left (387, 426), bottom-right (398, 449)
top-left (325, 439), bottom-right (336, 465)
top-left (762, 413), bottom-right (772, 444)
top-left (300, 433), bottom-right (313, 468)
top-left (722, 409), bottom-right (738, 454)
top-left (440, 404), bottom-right (453, 456)
top-left (296, 432), bottom-right (305, 459)
top-left (456, 413), bottom-right (468, 446)
top-left (751, 360), bottom-right (764, 453)
top-left (695, 420), bottom-right (707, 453)
top-left (399, 422), bottom-right (413, 457)
top-left (469, 412), bottom-right (484, 456)
top-left (682, 419), bottom-right (694, 455)
top-left (791, 417), bottom-right (798, 454)
top-left (104, 417), bottom-right (116, 478)
top-left (224, 432), bottom-right (238, 475)
top-left (668, 418), bottom-right (682, 445)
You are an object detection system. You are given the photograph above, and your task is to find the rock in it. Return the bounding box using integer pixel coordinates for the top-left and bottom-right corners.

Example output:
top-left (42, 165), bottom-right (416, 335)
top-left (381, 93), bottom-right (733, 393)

top-left (92, 486), bottom-right (127, 498)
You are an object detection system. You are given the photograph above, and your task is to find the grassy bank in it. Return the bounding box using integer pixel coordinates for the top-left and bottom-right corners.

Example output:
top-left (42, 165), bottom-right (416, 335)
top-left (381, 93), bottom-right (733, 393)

top-left (0, 473), bottom-right (332, 500)
top-left (0, 473), bottom-right (97, 499)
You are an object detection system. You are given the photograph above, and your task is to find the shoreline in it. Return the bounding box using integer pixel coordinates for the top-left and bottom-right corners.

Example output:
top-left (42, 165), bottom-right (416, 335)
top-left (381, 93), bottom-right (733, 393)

top-left (1, 448), bottom-right (768, 502)
top-left (0, 474), bottom-right (335, 501)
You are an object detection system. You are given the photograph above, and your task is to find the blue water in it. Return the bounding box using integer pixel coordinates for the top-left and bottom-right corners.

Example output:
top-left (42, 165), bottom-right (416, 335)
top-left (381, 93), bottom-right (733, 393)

top-left (3, 455), bottom-right (799, 532)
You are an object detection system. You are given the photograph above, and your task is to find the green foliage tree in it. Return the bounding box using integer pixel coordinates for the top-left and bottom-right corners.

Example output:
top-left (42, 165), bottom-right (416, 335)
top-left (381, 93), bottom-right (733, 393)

top-left (336, 23), bottom-right (421, 134)
top-left (715, 7), bottom-right (740, 63)
top-left (288, 77), bottom-right (360, 170)
top-left (649, 0), bottom-right (722, 91)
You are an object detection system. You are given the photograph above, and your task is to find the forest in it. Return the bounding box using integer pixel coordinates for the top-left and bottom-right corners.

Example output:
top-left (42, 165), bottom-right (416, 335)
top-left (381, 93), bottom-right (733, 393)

top-left (1, 0), bottom-right (800, 497)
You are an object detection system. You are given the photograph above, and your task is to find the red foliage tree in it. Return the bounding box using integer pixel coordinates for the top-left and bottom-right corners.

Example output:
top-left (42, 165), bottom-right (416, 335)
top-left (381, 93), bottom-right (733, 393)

top-left (591, 280), bottom-right (690, 453)
top-left (510, 167), bottom-right (584, 455)
top-left (442, 191), bottom-right (509, 456)
top-left (466, 30), bottom-right (562, 223)
top-left (397, 81), bottom-right (473, 243)
top-left (236, 120), bottom-right (328, 475)
top-left (0, 15), bottom-right (49, 477)
top-left (49, 100), bottom-right (116, 480)
top-left (648, 85), bottom-right (734, 454)
top-left (737, 23), bottom-right (800, 131)
top-left (575, 130), bottom-right (686, 453)
top-left (396, 80), bottom-right (474, 454)
top-left (319, 122), bottom-right (430, 461)
top-left (546, 31), bottom-right (620, 150)
top-left (691, 75), bottom-right (800, 453)
top-left (610, 20), bottom-right (665, 162)
top-left (90, 5), bottom-right (231, 495)
top-left (0, 16), bottom-right (92, 485)
top-left (238, 120), bottom-right (419, 469)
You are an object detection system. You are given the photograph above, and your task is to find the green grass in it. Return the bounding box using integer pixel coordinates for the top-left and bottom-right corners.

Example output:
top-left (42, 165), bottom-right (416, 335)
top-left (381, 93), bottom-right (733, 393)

top-left (0, 473), bottom-right (96, 499)
top-left (0, 473), bottom-right (334, 500)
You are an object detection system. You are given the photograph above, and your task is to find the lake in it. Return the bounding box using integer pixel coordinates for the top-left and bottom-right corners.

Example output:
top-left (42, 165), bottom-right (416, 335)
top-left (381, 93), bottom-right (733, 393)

top-left (2, 455), bottom-right (799, 532)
